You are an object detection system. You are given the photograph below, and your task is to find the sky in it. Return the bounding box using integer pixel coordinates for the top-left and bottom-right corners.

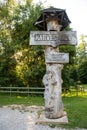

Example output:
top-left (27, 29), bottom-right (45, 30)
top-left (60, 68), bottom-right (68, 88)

top-left (0, 0), bottom-right (87, 41)
top-left (33, 0), bottom-right (87, 39)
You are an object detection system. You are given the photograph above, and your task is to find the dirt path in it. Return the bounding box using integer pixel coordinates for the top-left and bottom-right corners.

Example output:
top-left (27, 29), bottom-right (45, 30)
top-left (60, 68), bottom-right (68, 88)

top-left (0, 105), bottom-right (86, 130)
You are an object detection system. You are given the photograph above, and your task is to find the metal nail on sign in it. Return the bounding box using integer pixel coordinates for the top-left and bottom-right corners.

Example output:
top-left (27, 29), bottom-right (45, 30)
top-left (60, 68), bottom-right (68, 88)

top-left (30, 31), bottom-right (77, 47)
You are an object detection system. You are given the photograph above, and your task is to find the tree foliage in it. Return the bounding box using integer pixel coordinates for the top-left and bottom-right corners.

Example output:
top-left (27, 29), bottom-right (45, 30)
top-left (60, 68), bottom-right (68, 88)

top-left (78, 60), bottom-right (87, 84)
top-left (0, 0), bottom-right (45, 87)
top-left (76, 35), bottom-right (87, 84)
top-left (0, 1), bottom-right (80, 89)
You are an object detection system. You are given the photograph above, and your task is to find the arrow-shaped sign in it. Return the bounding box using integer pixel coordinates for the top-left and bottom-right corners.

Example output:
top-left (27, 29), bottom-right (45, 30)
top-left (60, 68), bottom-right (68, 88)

top-left (30, 31), bottom-right (77, 47)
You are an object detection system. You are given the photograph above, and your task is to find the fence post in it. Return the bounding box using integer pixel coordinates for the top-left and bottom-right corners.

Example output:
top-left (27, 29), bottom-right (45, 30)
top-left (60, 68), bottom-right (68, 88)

top-left (10, 85), bottom-right (12, 96)
top-left (27, 85), bottom-right (29, 96)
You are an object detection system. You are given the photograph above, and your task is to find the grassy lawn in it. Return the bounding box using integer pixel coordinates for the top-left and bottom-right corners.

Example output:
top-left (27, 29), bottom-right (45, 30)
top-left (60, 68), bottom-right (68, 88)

top-left (62, 92), bottom-right (87, 129)
top-left (0, 92), bottom-right (87, 129)
top-left (0, 94), bottom-right (44, 106)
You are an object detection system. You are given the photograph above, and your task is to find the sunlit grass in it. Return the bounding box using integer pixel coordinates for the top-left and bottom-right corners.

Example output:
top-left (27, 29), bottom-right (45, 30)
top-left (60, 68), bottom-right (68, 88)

top-left (0, 94), bottom-right (44, 106)
top-left (62, 91), bottom-right (87, 97)
top-left (62, 91), bottom-right (87, 129)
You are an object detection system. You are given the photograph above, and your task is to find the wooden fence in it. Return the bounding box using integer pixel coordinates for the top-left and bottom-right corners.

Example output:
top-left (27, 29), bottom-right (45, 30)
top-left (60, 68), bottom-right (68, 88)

top-left (0, 87), bottom-right (45, 96)
top-left (0, 86), bottom-right (85, 96)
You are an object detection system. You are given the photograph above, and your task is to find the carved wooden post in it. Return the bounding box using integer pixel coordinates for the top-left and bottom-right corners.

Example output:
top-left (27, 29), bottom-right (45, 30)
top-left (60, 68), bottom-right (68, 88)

top-left (30, 7), bottom-right (77, 123)
top-left (43, 18), bottom-right (65, 119)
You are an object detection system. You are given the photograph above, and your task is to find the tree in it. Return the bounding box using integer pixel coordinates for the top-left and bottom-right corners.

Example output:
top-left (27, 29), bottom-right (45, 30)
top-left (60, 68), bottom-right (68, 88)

top-left (78, 60), bottom-right (87, 84)
top-left (0, 1), bottom-right (18, 86)
top-left (59, 44), bottom-right (77, 89)
top-left (0, 1), bottom-right (77, 89)
top-left (77, 35), bottom-right (87, 63)
top-left (76, 35), bottom-right (87, 84)
top-left (11, 1), bottom-right (45, 87)
top-left (0, 0), bottom-right (45, 87)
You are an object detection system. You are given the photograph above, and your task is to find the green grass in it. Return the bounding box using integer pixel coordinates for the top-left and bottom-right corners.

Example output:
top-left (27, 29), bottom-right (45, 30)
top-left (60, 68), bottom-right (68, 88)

top-left (62, 93), bottom-right (87, 129)
top-left (0, 92), bottom-right (87, 129)
top-left (0, 94), bottom-right (44, 106)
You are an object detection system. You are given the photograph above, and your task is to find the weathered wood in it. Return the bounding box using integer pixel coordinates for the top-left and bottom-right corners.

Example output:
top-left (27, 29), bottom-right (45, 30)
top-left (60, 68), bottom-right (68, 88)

top-left (30, 31), bottom-right (77, 47)
top-left (45, 53), bottom-right (69, 63)
top-left (0, 87), bottom-right (45, 95)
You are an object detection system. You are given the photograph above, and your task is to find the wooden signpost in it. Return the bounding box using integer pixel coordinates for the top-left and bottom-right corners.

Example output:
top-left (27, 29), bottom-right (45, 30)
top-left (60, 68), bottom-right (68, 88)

top-left (30, 29), bottom-right (77, 121)
top-left (30, 31), bottom-right (77, 47)
top-left (30, 30), bottom-right (77, 64)
top-left (30, 7), bottom-right (77, 123)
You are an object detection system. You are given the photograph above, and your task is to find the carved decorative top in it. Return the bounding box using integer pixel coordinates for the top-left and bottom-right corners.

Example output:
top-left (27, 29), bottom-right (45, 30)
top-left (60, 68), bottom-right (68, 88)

top-left (34, 7), bottom-right (71, 31)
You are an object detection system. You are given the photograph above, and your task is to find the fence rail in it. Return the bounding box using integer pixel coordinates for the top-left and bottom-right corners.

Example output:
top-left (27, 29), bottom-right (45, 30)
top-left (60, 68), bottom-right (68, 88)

top-left (0, 87), bottom-right (45, 95)
top-left (0, 86), bottom-right (85, 96)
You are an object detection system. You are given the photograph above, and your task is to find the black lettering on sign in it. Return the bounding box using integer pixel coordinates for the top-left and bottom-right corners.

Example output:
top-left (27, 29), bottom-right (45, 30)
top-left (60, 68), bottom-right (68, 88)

top-left (34, 34), bottom-right (60, 41)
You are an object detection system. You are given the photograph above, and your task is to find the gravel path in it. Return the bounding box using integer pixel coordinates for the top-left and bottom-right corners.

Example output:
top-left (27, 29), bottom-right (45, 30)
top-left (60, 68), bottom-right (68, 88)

top-left (0, 105), bottom-right (86, 130)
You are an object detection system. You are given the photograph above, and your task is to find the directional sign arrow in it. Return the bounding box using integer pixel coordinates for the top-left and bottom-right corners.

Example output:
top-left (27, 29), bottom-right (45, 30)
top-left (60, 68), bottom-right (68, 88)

top-left (30, 31), bottom-right (77, 47)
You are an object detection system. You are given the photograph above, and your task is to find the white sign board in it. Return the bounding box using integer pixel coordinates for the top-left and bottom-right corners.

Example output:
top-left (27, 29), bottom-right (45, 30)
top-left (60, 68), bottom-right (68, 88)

top-left (30, 31), bottom-right (77, 47)
top-left (45, 53), bottom-right (69, 63)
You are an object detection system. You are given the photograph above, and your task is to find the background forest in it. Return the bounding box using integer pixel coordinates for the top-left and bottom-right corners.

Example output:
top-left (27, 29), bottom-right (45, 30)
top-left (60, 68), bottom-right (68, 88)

top-left (0, 0), bottom-right (87, 90)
